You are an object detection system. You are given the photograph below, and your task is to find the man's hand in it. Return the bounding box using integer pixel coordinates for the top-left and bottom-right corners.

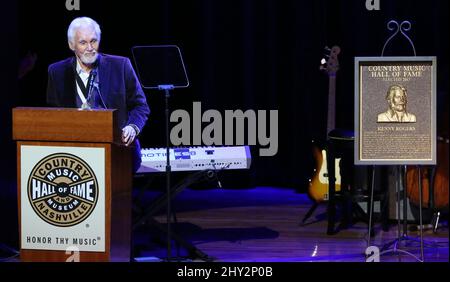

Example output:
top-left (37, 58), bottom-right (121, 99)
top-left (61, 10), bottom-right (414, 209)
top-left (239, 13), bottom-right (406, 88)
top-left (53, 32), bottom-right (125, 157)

top-left (122, 125), bottom-right (137, 146)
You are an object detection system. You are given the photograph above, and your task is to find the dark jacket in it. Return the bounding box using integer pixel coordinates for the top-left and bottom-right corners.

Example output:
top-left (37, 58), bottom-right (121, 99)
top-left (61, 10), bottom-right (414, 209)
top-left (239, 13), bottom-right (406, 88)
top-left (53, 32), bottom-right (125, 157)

top-left (46, 53), bottom-right (150, 132)
top-left (47, 53), bottom-right (150, 172)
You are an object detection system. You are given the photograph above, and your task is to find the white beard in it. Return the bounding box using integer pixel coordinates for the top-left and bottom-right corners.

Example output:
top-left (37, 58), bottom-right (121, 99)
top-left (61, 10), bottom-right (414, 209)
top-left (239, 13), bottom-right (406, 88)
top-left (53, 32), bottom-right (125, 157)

top-left (80, 52), bottom-right (98, 65)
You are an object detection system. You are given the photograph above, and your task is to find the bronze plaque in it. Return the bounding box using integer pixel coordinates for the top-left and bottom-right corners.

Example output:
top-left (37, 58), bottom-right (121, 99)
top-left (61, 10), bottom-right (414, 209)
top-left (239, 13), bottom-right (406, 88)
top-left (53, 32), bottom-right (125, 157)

top-left (354, 57), bottom-right (436, 165)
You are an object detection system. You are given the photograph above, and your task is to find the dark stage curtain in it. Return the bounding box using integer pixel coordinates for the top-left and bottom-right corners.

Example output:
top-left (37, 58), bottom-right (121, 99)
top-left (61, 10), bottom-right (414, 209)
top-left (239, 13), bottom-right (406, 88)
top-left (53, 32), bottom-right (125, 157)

top-left (15, 0), bottom-right (449, 190)
top-left (0, 0), bottom-right (18, 247)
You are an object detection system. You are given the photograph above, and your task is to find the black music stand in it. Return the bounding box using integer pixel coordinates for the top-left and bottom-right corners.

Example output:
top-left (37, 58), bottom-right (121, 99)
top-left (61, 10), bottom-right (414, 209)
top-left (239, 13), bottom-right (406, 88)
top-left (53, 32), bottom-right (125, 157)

top-left (131, 45), bottom-right (191, 261)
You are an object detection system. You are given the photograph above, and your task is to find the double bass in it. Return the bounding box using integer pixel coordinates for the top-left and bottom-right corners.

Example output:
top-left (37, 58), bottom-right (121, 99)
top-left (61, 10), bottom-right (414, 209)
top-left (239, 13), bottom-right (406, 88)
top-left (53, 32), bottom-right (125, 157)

top-left (406, 136), bottom-right (449, 210)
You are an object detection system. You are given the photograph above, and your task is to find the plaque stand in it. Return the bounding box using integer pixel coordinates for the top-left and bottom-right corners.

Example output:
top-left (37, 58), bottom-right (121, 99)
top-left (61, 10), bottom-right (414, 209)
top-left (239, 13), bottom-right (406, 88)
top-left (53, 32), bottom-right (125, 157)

top-left (366, 20), bottom-right (425, 262)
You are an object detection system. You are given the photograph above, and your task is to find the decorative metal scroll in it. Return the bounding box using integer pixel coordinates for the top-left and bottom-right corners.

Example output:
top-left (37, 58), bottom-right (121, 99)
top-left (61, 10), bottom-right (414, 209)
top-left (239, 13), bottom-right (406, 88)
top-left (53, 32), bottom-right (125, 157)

top-left (381, 20), bottom-right (417, 57)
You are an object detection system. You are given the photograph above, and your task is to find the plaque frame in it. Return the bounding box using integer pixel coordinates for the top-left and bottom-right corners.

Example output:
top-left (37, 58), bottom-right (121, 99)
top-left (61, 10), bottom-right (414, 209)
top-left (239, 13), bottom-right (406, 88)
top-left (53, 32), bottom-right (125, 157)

top-left (354, 56), bottom-right (437, 165)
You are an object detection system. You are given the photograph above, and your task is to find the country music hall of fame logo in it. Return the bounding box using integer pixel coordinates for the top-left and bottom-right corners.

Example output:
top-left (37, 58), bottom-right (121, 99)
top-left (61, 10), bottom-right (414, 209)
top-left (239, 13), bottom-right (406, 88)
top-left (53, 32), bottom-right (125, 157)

top-left (27, 153), bottom-right (99, 227)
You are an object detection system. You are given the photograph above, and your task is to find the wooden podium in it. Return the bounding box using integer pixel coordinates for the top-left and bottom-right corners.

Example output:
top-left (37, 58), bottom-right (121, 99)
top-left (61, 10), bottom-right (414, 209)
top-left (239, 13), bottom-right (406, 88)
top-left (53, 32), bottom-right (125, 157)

top-left (12, 107), bottom-right (132, 262)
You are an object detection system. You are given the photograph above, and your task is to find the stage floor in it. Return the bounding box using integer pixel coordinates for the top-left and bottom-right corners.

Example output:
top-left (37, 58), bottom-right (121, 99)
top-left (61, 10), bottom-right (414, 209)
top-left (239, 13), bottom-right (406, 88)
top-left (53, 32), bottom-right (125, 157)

top-left (132, 186), bottom-right (449, 262)
top-left (1, 177), bottom-right (447, 263)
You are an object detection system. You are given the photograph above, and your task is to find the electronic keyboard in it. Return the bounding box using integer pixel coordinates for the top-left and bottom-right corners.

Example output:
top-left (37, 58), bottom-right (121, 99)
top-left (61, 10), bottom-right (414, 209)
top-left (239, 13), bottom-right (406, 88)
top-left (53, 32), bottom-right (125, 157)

top-left (137, 146), bottom-right (251, 173)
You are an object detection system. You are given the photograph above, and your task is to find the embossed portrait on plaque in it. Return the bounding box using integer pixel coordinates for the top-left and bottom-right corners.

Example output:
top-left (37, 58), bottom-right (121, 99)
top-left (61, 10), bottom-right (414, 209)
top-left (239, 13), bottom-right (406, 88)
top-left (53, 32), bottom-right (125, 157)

top-left (377, 84), bottom-right (416, 123)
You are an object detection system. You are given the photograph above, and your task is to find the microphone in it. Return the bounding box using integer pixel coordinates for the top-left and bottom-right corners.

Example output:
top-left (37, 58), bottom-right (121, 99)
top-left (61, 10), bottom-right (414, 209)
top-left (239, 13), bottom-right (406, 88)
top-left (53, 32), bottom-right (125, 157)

top-left (86, 69), bottom-right (107, 109)
top-left (87, 69), bottom-right (97, 99)
top-left (92, 79), bottom-right (108, 109)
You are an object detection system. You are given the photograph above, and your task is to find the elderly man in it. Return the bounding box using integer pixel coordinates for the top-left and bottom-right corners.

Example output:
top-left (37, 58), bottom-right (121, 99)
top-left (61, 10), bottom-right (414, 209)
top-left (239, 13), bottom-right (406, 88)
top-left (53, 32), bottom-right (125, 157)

top-left (377, 84), bottom-right (416, 123)
top-left (46, 17), bottom-right (150, 172)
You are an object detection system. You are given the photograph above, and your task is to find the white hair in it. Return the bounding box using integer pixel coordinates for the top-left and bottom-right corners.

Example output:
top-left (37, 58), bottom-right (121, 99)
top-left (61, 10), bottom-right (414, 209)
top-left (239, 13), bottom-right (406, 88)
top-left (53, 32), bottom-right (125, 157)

top-left (67, 17), bottom-right (101, 45)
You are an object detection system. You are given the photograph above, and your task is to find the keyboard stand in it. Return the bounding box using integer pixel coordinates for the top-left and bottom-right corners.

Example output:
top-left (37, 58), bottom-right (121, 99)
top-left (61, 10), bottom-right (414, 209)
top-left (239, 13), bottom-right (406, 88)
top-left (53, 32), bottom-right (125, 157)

top-left (133, 169), bottom-right (220, 261)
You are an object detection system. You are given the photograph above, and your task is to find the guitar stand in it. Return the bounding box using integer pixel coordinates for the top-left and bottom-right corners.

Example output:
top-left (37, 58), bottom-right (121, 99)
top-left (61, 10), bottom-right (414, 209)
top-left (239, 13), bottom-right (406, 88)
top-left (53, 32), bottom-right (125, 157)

top-left (409, 211), bottom-right (445, 233)
top-left (367, 165), bottom-right (425, 262)
top-left (301, 203), bottom-right (320, 226)
top-left (133, 169), bottom-right (223, 262)
top-left (430, 211), bottom-right (442, 233)
top-left (409, 165), bottom-right (446, 234)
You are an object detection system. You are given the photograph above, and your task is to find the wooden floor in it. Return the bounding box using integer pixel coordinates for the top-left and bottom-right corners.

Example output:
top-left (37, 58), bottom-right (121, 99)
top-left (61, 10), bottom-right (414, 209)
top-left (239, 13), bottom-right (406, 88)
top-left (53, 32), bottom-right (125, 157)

top-left (133, 186), bottom-right (449, 262)
top-left (1, 179), bottom-right (447, 264)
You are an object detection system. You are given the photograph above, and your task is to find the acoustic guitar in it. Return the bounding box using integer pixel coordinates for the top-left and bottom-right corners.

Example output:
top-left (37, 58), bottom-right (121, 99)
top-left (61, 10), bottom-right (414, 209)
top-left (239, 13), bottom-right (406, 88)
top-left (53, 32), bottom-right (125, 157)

top-left (308, 46), bottom-right (342, 203)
